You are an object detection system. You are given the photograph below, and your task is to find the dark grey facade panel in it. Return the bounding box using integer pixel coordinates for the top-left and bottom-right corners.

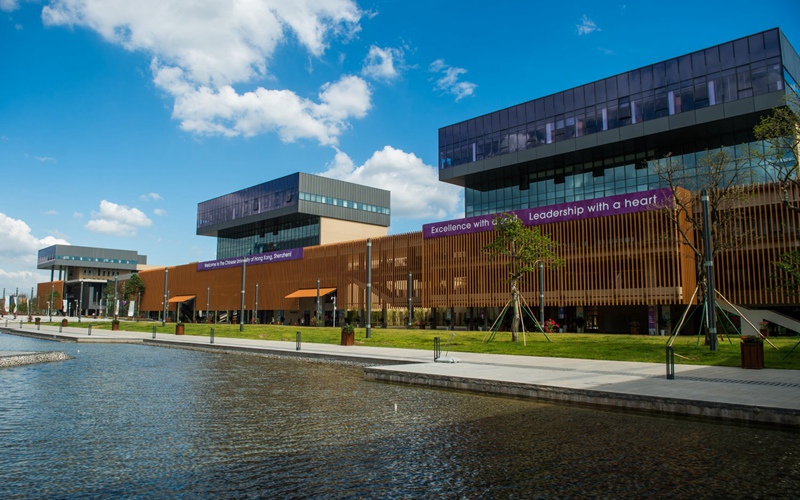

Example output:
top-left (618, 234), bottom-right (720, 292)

top-left (781, 30), bottom-right (800, 85)
top-left (439, 28), bottom-right (792, 180)
top-left (299, 173), bottom-right (390, 207)
top-left (198, 172), bottom-right (390, 236)
top-left (37, 244), bottom-right (143, 270)
top-left (198, 204), bottom-right (301, 237)
top-left (441, 91), bottom-right (784, 189)
top-left (297, 200), bottom-right (389, 226)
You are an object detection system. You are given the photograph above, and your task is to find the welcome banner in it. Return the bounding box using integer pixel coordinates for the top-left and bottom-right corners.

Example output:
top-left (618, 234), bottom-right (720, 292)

top-left (197, 248), bottom-right (304, 271)
top-left (423, 188), bottom-right (672, 239)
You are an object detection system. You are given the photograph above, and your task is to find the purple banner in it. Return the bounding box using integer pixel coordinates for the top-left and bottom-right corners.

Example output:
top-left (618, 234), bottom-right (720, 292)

top-left (197, 248), bottom-right (304, 271)
top-left (423, 188), bottom-right (672, 239)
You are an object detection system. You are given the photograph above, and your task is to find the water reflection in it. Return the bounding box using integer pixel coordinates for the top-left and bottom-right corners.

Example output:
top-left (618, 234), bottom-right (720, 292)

top-left (1, 333), bottom-right (798, 498)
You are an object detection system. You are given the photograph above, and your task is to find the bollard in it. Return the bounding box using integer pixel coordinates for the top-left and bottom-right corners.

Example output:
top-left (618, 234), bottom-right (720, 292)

top-left (210, 327), bottom-right (215, 344)
top-left (152, 326), bottom-right (157, 339)
top-left (59, 323), bottom-right (62, 333)
top-left (434, 336), bottom-right (441, 361)
top-left (37, 323), bottom-right (40, 331)
top-left (296, 331), bottom-right (301, 351)
top-left (20, 320), bottom-right (24, 329)
top-left (88, 325), bottom-right (92, 336)
top-left (666, 346), bottom-right (675, 380)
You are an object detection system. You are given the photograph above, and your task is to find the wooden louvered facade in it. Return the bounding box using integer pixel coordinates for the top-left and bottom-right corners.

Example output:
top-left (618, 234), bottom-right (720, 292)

top-left (136, 183), bottom-right (799, 329)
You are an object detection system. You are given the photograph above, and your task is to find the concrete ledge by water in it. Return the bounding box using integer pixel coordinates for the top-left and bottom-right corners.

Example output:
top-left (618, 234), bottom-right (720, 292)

top-left (364, 366), bottom-right (800, 427)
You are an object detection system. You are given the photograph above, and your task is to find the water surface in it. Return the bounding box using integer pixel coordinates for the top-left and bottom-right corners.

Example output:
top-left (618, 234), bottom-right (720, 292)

top-left (1, 333), bottom-right (798, 498)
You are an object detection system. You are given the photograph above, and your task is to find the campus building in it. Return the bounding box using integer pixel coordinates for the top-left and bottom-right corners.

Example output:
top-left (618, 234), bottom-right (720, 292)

top-left (36, 245), bottom-right (149, 316)
top-left (57, 29), bottom-right (800, 333)
top-left (197, 172), bottom-right (390, 259)
top-left (437, 28), bottom-right (797, 216)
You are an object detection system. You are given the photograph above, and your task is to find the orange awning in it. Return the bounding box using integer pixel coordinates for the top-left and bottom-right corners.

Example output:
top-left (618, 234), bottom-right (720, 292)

top-left (285, 288), bottom-right (336, 299)
top-left (168, 295), bottom-right (196, 303)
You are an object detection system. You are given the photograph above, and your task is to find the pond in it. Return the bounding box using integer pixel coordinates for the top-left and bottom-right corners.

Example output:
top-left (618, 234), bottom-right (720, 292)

top-left (1, 333), bottom-right (798, 498)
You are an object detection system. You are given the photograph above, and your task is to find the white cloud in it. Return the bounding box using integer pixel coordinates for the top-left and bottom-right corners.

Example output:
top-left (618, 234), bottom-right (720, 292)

top-left (156, 68), bottom-right (371, 143)
top-left (0, 268), bottom-right (45, 291)
top-left (85, 200), bottom-right (152, 236)
top-left (577, 15), bottom-right (600, 36)
top-left (429, 59), bottom-right (476, 101)
top-left (41, 0), bottom-right (369, 145)
top-left (362, 45), bottom-right (403, 82)
top-left (44, 209), bottom-right (58, 216)
top-left (0, 212), bottom-right (70, 292)
top-left (73, 211), bottom-right (84, 219)
top-left (0, 0), bottom-right (19, 12)
top-left (140, 192), bottom-right (163, 201)
top-left (153, 208), bottom-right (167, 216)
top-left (35, 156), bottom-right (56, 162)
top-left (320, 146), bottom-right (462, 221)
top-left (0, 212), bottom-right (70, 258)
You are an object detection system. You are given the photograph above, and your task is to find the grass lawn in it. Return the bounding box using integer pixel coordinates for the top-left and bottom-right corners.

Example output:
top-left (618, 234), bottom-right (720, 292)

top-left (45, 320), bottom-right (800, 370)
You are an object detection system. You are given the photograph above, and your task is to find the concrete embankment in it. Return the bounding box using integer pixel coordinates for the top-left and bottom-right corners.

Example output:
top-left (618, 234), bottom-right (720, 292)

top-left (0, 350), bottom-right (73, 368)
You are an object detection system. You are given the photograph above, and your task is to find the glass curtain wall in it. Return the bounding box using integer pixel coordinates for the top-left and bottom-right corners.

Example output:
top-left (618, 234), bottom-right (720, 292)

top-left (441, 29), bottom-right (785, 171)
top-left (216, 217), bottom-right (320, 259)
top-left (465, 140), bottom-right (776, 217)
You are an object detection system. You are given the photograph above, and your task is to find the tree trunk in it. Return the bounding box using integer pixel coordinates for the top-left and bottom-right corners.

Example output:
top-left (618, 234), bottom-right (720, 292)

top-left (510, 279), bottom-right (520, 343)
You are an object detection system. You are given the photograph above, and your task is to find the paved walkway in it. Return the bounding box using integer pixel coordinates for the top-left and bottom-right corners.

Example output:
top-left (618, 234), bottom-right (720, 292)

top-left (3, 321), bottom-right (799, 426)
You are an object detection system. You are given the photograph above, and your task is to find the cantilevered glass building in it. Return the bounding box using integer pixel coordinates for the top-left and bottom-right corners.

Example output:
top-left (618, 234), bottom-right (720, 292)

top-left (438, 28), bottom-right (799, 217)
top-left (197, 173), bottom-right (390, 259)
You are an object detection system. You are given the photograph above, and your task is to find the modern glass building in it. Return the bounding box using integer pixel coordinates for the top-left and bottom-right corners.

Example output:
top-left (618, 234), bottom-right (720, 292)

top-left (438, 28), bottom-right (800, 217)
top-left (36, 245), bottom-right (148, 316)
top-left (197, 173), bottom-right (391, 259)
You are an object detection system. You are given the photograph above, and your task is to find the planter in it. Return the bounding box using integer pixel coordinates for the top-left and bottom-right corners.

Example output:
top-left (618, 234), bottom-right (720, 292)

top-left (741, 342), bottom-right (764, 369)
top-left (34, 317), bottom-right (41, 326)
top-left (61, 319), bottom-right (68, 327)
top-left (340, 331), bottom-right (354, 346)
top-left (111, 321), bottom-right (120, 331)
top-left (175, 323), bottom-right (185, 335)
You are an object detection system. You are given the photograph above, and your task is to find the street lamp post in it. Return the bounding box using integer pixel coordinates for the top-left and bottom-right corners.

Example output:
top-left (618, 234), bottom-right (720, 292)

top-left (49, 283), bottom-right (54, 322)
top-left (240, 253), bottom-right (247, 332)
top-left (701, 190), bottom-right (717, 351)
top-left (255, 283), bottom-right (259, 324)
top-left (407, 272), bottom-right (413, 328)
top-left (366, 239), bottom-right (372, 338)
top-left (316, 278), bottom-right (320, 326)
top-left (78, 280), bottom-right (84, 323)
top-left (113, 276), bottom-right (118, 322)
top-left (162, 268), bottom-right (169, 326)
top-left (539, 261), bottom-right (545, 328)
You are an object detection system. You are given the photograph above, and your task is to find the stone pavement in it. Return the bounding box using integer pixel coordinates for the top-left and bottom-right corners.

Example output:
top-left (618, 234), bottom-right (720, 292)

top-left (2, 321), bottom-right (799, 426)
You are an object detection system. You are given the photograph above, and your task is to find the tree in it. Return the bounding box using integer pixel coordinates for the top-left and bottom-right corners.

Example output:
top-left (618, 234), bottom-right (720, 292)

top-left (753, 92), bottom-right (800, 213)
top-left (754, 93), bottom-right (800, 293)
top-left (483, 213), bottom-right (563, 342)
top-left (653, 148), bottom-right (756, 344)
top-left (124, 274), bottom-right (146, 316)
top-left (48, 290), bottom-right (61, 315)
top-left (771, 251), bottom-right (800, 294)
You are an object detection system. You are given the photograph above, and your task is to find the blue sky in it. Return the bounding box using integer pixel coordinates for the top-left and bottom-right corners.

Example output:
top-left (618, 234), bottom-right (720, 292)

top-left (2, 0), bottom-right (799, 295)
